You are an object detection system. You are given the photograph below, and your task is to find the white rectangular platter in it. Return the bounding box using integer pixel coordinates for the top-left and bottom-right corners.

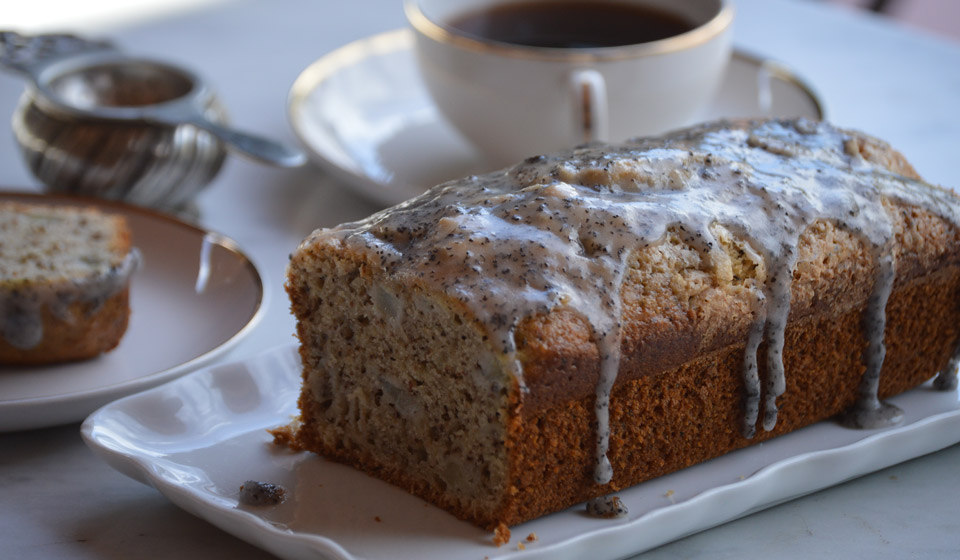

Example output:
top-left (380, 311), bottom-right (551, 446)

top-left (82, 345), bottom-right (960, 560)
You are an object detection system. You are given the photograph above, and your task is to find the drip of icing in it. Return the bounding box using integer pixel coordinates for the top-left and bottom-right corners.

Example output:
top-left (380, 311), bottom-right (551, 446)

top-left (593, 323), bottom-right (622, 484)
top-left (742, 291), bottom-right (766, 438)
top-left (1, 249), bottom-right (140, 349)
top-left (934, 350), bottom-right (960, 391)
top-left (585, 495), bottom-right (628, 518)
top-left (761, 250), bottom-right (800, 432)
top-left (238, 480), bottom-right (286, 506)
top-left (305, 119), bottom-right (960, 485)
top-left (838, 247), bottom-right (904, 429)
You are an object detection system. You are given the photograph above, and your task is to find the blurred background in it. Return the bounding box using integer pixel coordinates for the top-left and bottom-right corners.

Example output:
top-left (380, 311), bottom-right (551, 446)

top-left (4, 0), bottom-right (228, 32)
top-left (4, 0), bottom-right (960, 40)
top-left (823, 0), bottom-right (960, 39)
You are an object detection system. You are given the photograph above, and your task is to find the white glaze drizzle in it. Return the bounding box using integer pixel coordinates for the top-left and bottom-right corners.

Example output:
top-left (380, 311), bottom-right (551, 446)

top-left (934, 354), bottom-right (960, 392)
top-left (585, 495), bottom-right (628, 518)
top-left (0, 250), bottom-right (140, 349)
top-left (303, 119), bottom-right (960, 484)
top-left (742, 290), bottom-right (766, 438)
top-left (761, 250), bottom-right (799, 432)
top-left (838, 248), bottom-right (904, 428)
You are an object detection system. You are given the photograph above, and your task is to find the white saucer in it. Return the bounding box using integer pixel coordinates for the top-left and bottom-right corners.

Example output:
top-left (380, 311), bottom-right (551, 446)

top-left (289, 29), bottom-right (825, 207)
top-left (0, 192), bottom-right (265, 432)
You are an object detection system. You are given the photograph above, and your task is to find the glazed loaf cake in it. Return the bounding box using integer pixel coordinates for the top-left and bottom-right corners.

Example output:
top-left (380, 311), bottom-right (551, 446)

top-left (0, 201), bottom-right (138, 364)
top-left (284, 119), bottom-right (960, 529)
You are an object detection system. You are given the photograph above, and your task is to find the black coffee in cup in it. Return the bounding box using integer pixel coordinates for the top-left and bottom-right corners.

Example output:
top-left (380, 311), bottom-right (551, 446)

top-left (407, 0), bottom-right (732, 163)
top-left (448, 1), bottom-right (695, 49)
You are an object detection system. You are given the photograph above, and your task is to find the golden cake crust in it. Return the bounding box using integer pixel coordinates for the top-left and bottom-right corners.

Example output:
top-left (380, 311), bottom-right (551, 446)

top-left (284, 119), bottom-right (960, 530)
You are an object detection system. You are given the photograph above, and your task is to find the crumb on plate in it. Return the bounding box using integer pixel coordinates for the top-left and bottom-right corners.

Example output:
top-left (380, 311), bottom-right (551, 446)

top-left (493, 523), bottom-right (511, 547)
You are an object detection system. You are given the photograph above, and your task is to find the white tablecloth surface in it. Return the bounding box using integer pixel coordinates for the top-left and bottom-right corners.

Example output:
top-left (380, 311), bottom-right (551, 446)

top-left (1, 0), bottom-right (959, 557)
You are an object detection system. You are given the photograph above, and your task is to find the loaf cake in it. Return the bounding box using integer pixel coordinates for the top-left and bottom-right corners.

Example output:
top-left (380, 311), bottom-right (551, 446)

top-left (283, 118), bottom-right (960, 529)
top-left (0, 201), bottom-right (138, 365)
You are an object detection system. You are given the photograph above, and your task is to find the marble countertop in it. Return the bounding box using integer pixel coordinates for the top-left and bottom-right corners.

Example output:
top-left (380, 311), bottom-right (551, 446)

top-left (1, 0), bottom-right (959, 557)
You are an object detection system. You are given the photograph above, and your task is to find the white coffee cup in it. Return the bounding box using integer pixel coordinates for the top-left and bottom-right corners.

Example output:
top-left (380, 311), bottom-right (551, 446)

top-left (405, 0), bottom-right (734, 167)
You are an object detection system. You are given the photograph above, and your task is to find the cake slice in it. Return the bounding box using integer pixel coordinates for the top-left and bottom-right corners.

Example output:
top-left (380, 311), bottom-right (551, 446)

top-left (0, 201), bottom-right (139, 365)
top-left (283, 119), bottom-right (960, 529)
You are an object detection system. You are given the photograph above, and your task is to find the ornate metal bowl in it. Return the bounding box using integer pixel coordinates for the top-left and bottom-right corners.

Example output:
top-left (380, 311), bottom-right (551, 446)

top-left (1, 32), bottom-right (302, 211)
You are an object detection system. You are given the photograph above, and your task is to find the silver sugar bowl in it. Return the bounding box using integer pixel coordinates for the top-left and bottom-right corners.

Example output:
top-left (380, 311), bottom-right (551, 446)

top-left (1, 32), bottom-right (304, 211)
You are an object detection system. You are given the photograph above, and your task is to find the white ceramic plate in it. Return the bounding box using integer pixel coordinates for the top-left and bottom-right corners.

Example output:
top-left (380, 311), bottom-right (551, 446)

top-left (82, 345), bottom-right (960, 560)
top-left (289, 29), bottom-right (825, 207)
top-left (0, 192), bottom-right (264, 432)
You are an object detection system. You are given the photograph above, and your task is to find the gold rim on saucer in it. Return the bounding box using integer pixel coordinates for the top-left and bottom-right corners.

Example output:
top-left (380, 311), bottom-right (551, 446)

top-left (287, 29), bottom-right (825, 208)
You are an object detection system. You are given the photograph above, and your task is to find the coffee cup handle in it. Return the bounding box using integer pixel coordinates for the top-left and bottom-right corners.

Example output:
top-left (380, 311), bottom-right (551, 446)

top-left (569, 69), bottom-right (609, 145)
